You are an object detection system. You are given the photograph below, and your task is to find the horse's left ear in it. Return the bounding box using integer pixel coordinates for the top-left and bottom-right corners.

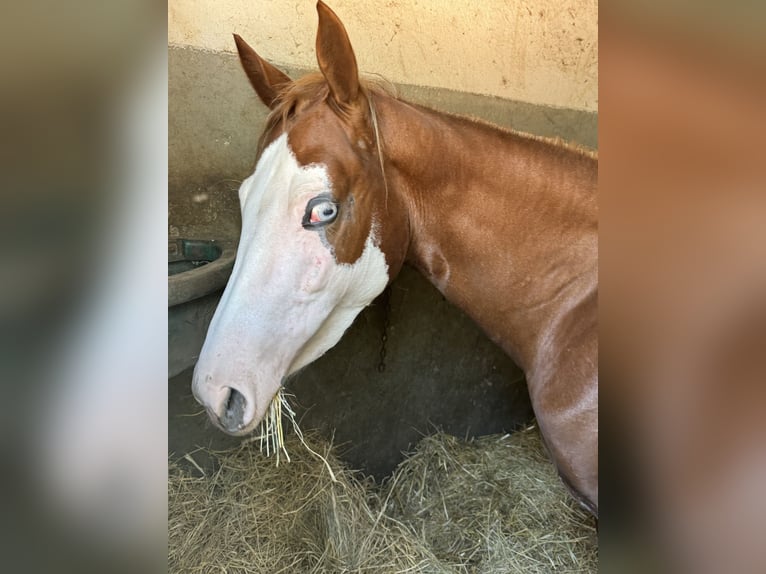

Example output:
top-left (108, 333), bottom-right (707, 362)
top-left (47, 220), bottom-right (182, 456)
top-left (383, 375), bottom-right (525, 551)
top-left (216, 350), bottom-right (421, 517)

top-left (315, 1), bottom-right (360, 106)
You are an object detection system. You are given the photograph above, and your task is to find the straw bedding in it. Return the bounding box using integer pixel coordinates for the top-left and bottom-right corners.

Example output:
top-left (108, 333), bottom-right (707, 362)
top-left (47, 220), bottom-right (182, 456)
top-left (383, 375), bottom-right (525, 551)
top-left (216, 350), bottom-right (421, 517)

top-left (168, 427), bottom-right (597, 573)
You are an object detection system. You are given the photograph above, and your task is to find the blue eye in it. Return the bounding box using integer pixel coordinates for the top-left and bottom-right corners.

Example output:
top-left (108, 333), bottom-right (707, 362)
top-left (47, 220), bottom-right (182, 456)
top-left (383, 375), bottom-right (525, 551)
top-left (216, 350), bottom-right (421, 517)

top-left (302, 196), bottom-right (339, 228)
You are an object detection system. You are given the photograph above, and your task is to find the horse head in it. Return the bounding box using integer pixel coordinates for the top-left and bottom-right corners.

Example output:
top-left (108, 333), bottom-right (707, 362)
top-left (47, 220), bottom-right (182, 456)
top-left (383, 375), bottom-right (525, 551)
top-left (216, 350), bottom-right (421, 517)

top-left (192, 1), bottom-right (408, 434)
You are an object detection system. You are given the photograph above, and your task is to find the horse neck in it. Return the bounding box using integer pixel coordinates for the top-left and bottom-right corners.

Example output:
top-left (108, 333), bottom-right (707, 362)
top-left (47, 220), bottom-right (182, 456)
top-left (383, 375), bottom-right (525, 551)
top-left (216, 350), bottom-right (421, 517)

top-left (376, 95), bottom-right (598, 370)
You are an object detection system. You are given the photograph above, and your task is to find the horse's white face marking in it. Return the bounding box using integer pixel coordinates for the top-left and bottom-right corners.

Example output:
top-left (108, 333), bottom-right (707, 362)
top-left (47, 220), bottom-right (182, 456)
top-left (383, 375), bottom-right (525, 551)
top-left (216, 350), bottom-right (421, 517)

top-left (192, 134), bottom-right (389, 435)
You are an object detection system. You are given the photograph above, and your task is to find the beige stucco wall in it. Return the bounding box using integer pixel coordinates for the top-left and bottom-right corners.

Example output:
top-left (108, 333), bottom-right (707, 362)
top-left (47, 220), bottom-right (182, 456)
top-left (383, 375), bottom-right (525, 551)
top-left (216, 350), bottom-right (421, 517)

top-left (168, 0), bottom-right (598, 112)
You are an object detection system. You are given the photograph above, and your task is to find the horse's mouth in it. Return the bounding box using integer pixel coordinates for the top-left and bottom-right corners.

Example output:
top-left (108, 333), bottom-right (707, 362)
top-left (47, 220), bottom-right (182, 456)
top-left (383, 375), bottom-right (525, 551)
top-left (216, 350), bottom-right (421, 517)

top-left (216, 387), bottom-right (249, 434)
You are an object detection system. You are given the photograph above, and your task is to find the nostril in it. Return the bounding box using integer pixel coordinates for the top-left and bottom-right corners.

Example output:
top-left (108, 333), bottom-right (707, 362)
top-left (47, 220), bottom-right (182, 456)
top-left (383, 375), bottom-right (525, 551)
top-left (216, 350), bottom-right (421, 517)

top-left (220, 387), bottom-right (247, 433)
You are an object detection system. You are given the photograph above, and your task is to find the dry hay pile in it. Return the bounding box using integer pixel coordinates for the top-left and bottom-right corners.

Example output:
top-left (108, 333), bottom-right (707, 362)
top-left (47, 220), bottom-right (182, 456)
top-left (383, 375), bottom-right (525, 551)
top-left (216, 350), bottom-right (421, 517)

top-left (169, 428), bottom-right (597, 573)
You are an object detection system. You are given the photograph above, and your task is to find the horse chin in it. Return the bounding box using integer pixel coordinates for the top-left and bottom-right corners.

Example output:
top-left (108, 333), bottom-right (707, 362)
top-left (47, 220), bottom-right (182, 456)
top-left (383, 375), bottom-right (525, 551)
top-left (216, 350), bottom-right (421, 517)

top-left (214, 417), bottom-right (260, 438)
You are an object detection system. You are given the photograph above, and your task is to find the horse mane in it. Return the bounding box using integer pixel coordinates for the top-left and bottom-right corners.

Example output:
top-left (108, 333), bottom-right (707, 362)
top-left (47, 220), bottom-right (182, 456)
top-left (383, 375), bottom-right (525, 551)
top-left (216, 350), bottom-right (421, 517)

top-left (408, 101), bottom-right (598, 160)
top-left (513, 131), bottom-right (598, 160)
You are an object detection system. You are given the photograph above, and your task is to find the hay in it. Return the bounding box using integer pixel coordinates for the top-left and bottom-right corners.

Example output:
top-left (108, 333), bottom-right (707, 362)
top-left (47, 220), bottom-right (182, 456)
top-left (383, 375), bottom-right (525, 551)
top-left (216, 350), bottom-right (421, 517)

top-left (169, 428), bottom-right (597, 573)
top-left (382, 431), bottom-right (598, 573)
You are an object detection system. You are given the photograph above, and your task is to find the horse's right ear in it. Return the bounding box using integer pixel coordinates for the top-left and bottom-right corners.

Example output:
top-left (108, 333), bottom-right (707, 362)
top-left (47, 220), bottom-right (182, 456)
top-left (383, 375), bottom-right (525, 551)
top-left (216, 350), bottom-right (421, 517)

top-left (233, 34), bottom-right (292, 109)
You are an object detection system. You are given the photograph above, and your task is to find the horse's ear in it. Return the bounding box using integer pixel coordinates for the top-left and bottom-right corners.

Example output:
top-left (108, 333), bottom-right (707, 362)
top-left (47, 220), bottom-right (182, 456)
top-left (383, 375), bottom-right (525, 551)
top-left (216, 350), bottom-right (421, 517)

top-left (233, 33), bottom-right (292, 109)
top-left (315, 1), bottom-right (359, 106)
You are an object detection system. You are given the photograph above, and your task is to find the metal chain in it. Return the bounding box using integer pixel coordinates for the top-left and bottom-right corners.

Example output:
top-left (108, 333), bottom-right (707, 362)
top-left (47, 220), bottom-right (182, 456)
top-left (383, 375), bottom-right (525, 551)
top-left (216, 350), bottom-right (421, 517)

top-left (377, 286), bottom-right (392, 373)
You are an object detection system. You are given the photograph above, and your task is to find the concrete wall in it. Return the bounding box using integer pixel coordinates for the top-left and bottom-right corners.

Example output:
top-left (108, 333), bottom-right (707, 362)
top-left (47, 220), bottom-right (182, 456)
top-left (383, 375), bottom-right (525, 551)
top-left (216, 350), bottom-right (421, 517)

top-left (169, 0), bottom-right (598, 112)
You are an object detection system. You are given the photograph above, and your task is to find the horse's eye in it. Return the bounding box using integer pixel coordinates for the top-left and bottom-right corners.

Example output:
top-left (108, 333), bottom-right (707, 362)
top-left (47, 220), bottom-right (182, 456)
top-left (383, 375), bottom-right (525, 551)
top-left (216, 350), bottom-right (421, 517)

top-left (302, 196), bottom-right (339, 229)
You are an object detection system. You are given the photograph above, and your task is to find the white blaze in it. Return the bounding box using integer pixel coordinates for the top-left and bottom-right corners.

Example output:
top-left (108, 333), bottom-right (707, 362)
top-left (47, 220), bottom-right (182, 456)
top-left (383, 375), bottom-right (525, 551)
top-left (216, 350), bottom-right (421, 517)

top-left (193, 134), bottom-right (388, 434)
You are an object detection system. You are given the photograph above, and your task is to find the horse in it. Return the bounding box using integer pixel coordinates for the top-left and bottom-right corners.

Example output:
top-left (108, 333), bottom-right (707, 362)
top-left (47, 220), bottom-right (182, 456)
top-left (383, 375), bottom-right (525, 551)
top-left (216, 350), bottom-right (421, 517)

top-left (192, 1), bottom-right (598, 516)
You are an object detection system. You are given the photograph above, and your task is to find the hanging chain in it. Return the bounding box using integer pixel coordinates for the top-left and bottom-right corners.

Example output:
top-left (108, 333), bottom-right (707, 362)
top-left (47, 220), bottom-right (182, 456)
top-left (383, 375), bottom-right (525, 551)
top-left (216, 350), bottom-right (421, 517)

top-left (377, 286), bottom-right (392, 373)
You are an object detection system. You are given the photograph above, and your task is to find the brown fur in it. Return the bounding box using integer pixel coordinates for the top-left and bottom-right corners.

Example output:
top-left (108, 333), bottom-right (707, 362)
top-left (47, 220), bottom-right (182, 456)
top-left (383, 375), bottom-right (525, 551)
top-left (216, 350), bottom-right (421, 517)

top-left (235, 1), bottom-right (598, 515)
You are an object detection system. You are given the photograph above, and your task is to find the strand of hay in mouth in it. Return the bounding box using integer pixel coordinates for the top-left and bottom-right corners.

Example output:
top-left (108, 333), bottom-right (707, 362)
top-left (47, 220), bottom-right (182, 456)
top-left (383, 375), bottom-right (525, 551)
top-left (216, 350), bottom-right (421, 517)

top-left (249, 389), bottom-right (290, 464)
top-left (169, 428), bottom-right (597, 573)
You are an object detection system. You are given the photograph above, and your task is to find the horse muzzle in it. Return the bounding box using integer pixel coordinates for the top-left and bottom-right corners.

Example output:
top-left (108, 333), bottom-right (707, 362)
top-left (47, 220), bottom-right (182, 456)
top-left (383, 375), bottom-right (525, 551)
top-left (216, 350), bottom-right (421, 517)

top-left (216, 387), bottom-right (249, 434)
top-left (191, 372), bottom-right (257, 435)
